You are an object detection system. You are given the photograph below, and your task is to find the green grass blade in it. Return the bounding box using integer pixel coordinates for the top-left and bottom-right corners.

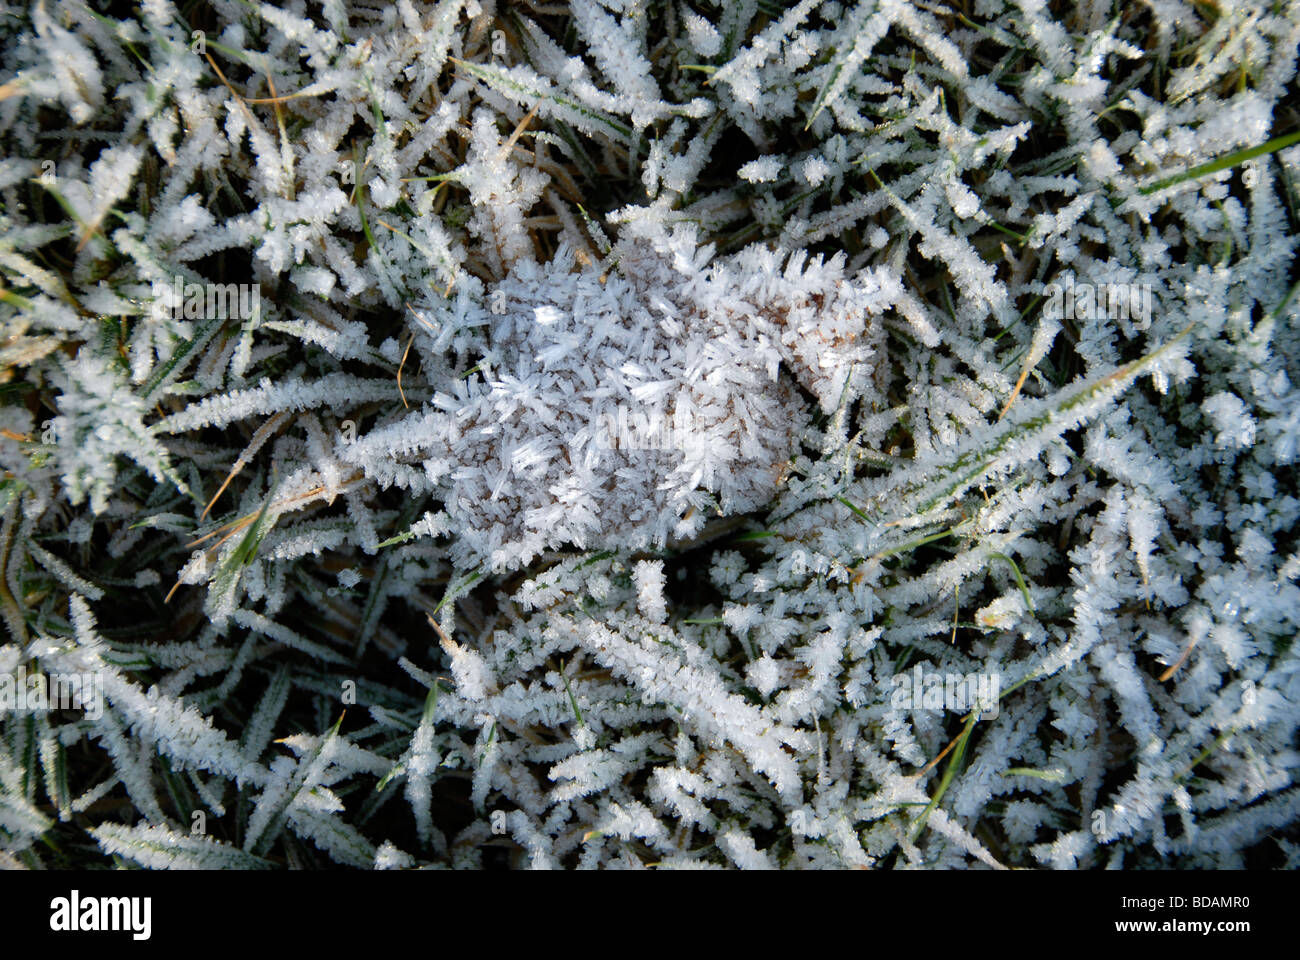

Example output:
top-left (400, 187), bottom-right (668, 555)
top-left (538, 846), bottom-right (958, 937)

top-left (1140, 129), bottom-right (1300, 194)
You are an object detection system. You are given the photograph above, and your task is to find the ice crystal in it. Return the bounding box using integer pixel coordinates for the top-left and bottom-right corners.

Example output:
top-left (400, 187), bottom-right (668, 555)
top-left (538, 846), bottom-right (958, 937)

top-left (1, 0), bottom-right (1297, 873)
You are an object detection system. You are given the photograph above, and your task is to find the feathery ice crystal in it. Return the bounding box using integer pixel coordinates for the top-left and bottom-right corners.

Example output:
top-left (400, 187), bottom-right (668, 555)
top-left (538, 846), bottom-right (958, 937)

top-left (342, 223), bottom-right (899, 570)
top-left (2, 0), bottom-right (1299, 871)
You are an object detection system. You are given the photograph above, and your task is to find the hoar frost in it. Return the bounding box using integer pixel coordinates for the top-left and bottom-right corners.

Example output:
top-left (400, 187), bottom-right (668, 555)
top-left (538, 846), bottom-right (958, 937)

top-left (5, 0), bottom-right (1300, 872)
top-left (343, 224), bottom-right (898, 570)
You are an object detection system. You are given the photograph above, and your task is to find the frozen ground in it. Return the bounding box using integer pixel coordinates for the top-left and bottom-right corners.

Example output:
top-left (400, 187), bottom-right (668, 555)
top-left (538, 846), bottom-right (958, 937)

top-left (0, 0), bottom-right (1298, 868)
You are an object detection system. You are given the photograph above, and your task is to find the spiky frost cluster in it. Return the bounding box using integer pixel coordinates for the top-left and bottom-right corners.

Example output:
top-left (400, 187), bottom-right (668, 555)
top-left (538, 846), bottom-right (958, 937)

top-left (1, 0), bottom-right (1299, 870)
top-left (339, 224), bottom-right (897, 569)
